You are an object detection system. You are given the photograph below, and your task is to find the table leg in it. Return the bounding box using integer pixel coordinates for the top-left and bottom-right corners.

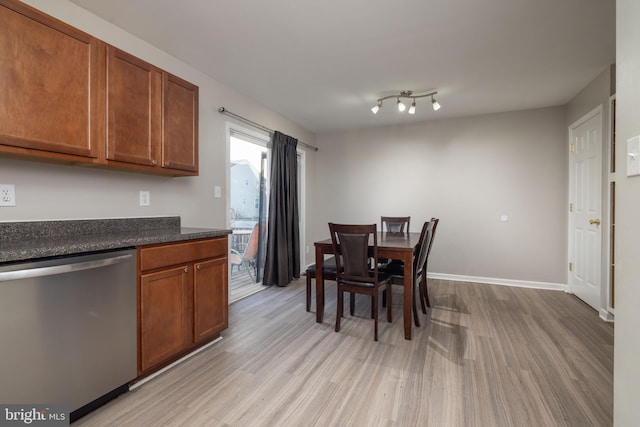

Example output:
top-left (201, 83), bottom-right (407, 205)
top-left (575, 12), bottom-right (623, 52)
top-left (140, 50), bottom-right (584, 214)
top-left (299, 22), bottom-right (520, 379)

top-left (403, 251), bottom-right (413, 340)
top-left (315, 245), bottom-right (324, 323)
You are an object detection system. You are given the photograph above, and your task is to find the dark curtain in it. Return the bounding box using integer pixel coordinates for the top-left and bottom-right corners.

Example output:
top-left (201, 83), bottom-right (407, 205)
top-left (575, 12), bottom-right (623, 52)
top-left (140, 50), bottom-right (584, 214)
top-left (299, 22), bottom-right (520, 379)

top-left (263, 131), bottom-right (300, 287)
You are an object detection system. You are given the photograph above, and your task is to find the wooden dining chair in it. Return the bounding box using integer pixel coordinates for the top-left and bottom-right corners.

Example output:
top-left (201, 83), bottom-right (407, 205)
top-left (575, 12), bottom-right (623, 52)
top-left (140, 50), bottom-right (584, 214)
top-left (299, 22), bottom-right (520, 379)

top-left (380, 220), bottom-right (432, 327)
top-left (329, 223), bottom-right (392, 341)
top-left (379, 216), bottom-right (411, 268)
top-left (418, 217), bottom-right (439, 311)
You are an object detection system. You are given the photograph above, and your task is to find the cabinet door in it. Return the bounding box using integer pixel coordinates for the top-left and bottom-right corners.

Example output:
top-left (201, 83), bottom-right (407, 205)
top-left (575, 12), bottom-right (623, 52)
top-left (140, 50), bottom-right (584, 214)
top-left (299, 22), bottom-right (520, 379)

top-left (107, 46), bottom-right (161, 167)
top-left (140, 265), bottom-right (192, 372)
top-left (162, 73), bottom-right (198, 173)
top-left (0, 1), bottom-right (101, 158)
top-left (193, 257), bottom-right (228, 343)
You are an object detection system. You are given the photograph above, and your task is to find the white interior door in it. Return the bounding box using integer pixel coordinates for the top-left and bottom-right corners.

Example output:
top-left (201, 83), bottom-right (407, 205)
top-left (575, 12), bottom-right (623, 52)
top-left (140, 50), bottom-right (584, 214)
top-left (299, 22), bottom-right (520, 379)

top-left (569, 108), bottom-right (603, 310)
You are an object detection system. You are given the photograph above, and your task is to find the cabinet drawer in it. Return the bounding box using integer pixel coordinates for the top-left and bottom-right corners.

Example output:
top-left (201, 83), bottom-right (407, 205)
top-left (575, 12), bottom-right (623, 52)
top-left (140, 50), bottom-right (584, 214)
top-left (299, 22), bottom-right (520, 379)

top-left (139, 237), bottom-right (227, 271)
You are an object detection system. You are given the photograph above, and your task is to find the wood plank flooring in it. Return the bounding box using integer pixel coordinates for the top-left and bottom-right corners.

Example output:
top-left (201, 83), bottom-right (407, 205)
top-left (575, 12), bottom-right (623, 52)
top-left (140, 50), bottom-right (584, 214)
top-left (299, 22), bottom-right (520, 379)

top-left (73, 279), bottom-right (613, 426)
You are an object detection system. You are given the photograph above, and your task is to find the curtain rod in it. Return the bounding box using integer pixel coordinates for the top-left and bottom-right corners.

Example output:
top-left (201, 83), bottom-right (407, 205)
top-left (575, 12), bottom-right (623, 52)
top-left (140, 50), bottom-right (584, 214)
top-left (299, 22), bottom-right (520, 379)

top-left (218, 107), bottom-right (318, 152)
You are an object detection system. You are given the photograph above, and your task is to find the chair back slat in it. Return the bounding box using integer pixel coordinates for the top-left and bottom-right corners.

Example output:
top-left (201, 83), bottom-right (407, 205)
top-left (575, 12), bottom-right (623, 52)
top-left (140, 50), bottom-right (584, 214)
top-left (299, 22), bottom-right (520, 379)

top-left (329, 223), bottom-right (378, 284)
top-left (427, 218), bottom-right (439, 258)
top-left (381, 216), bottom-right (410, 233)
top-left (338, 232), bottom-right (370, 276)
top-left (414, 221), bottom-right (434, 279)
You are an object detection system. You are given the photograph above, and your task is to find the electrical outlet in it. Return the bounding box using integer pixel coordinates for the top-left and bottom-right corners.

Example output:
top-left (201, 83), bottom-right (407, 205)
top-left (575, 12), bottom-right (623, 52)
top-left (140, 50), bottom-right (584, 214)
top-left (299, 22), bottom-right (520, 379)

top-left (0, 184), bottom-right (16, 207)
top-left (139, 191), bottom-right (150, 207)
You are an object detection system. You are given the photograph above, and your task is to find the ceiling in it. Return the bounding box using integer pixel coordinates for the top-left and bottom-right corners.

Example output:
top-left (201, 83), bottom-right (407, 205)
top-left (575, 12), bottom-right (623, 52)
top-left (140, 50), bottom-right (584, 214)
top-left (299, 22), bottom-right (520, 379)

top-left (70, 0), bottom-right (615, 134)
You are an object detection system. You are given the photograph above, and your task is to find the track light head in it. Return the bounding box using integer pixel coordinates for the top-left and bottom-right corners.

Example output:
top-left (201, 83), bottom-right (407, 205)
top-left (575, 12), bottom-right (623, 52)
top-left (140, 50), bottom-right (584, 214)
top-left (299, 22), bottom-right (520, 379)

top-left (408, 100), bottom-right (416, 115)
top-left (397, 98), bottom-right (406, 112)
top-left (431, 96), bottom-right (441, 111)
top-left (371, 103), bottom-right (381, 114)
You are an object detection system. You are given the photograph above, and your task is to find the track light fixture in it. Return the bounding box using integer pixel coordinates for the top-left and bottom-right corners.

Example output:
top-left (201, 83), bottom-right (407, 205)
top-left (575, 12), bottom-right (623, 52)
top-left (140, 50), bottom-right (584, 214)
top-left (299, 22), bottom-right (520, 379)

top-left (371, 90), bottom-right (440, 116)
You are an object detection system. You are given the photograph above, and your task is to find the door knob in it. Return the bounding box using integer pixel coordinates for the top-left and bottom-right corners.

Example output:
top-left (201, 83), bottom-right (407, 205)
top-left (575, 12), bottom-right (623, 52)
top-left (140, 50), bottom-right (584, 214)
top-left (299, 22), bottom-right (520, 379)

top-left (589, 219), bottom-right (601, 225)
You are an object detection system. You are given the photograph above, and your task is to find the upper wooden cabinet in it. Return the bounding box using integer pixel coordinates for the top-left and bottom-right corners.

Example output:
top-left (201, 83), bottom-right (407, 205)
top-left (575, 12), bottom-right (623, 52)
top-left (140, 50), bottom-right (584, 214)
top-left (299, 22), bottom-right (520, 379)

top-left (106, 46), bottom-right (199, 175)
top-left (0, 0), bottom-right (199, 176)
top-left (106, 47), bottom-right (162, 168)
top-left (163, 73), bottom-right (199, 173)
top-left (0, 0), bottom-right (102, 160)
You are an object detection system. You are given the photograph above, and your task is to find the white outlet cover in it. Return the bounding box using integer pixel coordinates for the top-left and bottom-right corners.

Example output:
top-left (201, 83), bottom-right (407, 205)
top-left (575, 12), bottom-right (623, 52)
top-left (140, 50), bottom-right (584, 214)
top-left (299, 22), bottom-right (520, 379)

top-left (0, 184), bottom-right (16, 207)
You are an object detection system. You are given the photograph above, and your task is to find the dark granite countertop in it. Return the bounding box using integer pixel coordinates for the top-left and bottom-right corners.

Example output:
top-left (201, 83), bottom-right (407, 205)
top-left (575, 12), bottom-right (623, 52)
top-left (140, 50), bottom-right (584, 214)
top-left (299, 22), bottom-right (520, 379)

top-left (0, 216), bottom-right (231, 264)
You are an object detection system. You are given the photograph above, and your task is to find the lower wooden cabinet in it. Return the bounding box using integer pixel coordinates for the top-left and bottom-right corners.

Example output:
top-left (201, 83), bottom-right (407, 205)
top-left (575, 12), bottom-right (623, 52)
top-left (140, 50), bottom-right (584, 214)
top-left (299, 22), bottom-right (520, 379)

top-left (138, 237), bottom-right (228, 375)
top-left (193, 257), bottom-right (228, 343)
top-left (140, 265), bottom-right (192, 372)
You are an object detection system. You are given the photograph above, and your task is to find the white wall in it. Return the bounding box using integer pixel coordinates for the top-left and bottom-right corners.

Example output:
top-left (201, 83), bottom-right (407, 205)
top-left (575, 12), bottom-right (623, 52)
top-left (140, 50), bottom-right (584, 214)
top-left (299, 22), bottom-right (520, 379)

top-left (1, 0), bottom-right (316, 232)
top-left (614, 1), bottom-right (640, 424)
top-left (311, 107), bottom-right (567, 286)
top-left (567, 65), bottom-right (613, 126)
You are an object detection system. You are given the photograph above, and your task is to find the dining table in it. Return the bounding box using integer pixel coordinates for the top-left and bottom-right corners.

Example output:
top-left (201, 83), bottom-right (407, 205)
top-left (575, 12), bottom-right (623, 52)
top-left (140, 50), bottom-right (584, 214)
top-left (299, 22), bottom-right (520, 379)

top-left (314, 231), bottom-right (422, 340)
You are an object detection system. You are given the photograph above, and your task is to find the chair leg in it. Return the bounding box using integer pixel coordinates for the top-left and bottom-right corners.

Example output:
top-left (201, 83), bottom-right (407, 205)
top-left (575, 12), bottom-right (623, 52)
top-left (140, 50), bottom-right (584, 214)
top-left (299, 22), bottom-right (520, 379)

top-left (350, 293), bottom-right (356, 315)
top-left (386, 284), bottom-right (393, 323)
top-left (412, 283), bottom-right (421, 327)
top-left (418, 274), bottom-right (428, 313)
top-left (371, 296), bottom-right (375, 319)
top-left (373, 293), bottom-right (379, 341)
top-left (423, 276), bottom-right (431, 308)
top-left (382, 289), bottom-right (387, 307)
top-left (306, 274), bottom-right (311, 312)
top-left (336, 289), bottom-right (342, 332)
top-left (322, 279), bottom-right (326, 314)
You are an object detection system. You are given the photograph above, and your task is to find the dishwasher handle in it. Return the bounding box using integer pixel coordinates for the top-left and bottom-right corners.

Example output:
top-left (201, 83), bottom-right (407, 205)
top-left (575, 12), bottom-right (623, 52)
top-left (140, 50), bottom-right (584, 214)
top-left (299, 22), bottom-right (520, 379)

top-left (0, 253), bottom-right (134, 282)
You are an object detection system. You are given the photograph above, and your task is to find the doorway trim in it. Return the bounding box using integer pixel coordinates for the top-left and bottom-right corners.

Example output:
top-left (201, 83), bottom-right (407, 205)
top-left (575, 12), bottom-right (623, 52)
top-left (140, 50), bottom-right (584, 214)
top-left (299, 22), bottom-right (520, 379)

top-left (603, 94), bottom-right (616, 321)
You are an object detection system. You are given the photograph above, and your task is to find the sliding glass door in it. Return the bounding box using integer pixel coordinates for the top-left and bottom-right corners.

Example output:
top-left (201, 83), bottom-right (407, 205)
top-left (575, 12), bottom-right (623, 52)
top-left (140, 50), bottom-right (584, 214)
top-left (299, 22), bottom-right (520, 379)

top-left (229, 132), bottom-right (269, 302)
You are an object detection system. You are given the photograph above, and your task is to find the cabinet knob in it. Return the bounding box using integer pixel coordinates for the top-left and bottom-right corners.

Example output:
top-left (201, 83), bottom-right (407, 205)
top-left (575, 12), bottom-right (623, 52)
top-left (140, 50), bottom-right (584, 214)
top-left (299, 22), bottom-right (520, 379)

top-left (151, 160), bottom-right (157, 166)
top-left (165, 161), bottom-right (170, 167)
top-left (196, 264), bottom-right (202, 270)
top-left (184, 267), bottom-right (189, 273)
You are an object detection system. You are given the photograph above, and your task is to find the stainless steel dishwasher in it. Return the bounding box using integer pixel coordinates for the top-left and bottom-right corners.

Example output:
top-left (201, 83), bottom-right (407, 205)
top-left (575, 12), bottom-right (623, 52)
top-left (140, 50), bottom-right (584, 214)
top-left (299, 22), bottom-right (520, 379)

top-left (0, 249), bottom-right (137, 421)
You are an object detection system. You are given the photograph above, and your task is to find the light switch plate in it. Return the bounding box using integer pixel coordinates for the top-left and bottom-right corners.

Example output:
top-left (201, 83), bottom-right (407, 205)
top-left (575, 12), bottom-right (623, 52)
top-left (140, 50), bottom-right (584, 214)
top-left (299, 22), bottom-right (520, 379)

top-left (139, 190), bottom-right (150, 206)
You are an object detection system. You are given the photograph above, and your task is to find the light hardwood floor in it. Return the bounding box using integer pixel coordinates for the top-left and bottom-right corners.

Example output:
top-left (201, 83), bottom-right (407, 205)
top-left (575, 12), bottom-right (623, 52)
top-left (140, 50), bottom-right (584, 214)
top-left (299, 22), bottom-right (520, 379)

top-left (74, 279), bottom-right (613, 426)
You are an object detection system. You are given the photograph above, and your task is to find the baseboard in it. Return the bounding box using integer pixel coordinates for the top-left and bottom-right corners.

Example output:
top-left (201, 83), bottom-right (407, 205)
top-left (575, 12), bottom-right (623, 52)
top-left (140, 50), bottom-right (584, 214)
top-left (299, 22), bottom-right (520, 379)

top-left (428, 272), bottom-right (567, 292)
top-left (599, 308), bottom-right (615, 322)
top-left (130, 336), bottom-right (223, 391)
top-left (304, 267), bottom-right (568, 292)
